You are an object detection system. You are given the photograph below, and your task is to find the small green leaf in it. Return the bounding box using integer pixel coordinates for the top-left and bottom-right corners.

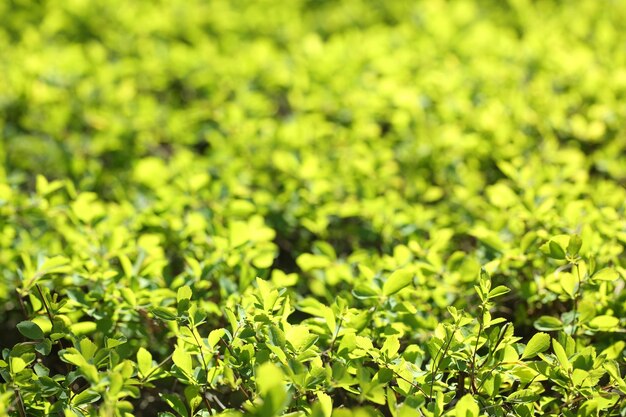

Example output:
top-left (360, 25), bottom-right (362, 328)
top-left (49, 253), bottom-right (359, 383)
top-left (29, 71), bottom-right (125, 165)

top-left (177, 286), bottom-right (192, 303)
top-left (256, 362), bottom-right (284, 395)
top-left (161, 393), bottom-right (189, 417)
top-left (549, 240), bottom-right (566, 260)
top-left (79, 338), bottom-right (98, 360)
top-left (256, 277), bottom-right (279, 311)
top-left (106, 336), bottom-right (127, 349)
top-left (552, 339), bottom-right (571, 371)
top-left (152, 307), bottom-right (177, 321)
top-left (381, 336), bottom-right (400, 359)
top-left (455, 393), bottom-right (479, 417)
top-left (588, 315), bottom-right (619, 330)
top-left (137, 347), bottom-right (153, 377)
top-left (567, 235), bottom-right (582, 256)
top-left (120, 288), bottom-right (137, 306)
top-left (70, 321), bottom-right (97, 336)
top-left (17, 321), bottom-right (45, 340)
top-left (382, 269), bottom-right (414, 296)
top-left (71, 389), bottom-right (101, 406)
top-left (35, 339), bottom-right (52, 355)
top-left (172, 346), bottom-right (193, 376)
top-left (39, 256), bottom-right (71, 276)
top-left (479, 268), bottom-right (491, 292)
top-left (560, 272), bottom-right (577, 298)
top-left (522, 333), bottom-right (551, 359)
top-left (507, 389), bottom-right (540, 403)
top-left (208, 328), bottom-right (227, 348)
top-left (592, 268), bottom-right (618, 282)
top-left (534, 316), bottom-right (563, 331)
top-left (317, 392), bottom-right (332, 417)
top-left (62, 352), bottom-right (88, 367)
top-left (488, 285), bottom-right (510, 299)
top-left (11, 357), bottom-right (27, 373)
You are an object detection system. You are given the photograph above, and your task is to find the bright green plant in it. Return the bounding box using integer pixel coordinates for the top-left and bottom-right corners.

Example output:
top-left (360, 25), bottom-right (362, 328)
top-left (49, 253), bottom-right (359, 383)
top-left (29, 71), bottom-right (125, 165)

top-left (1, 0), bottom-right (626, 416)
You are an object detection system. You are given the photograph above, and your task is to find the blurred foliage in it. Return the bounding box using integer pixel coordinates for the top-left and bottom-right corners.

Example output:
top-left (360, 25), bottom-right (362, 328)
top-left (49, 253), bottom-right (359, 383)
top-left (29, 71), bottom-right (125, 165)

top-left (1, 0), bottom-right (626, 416)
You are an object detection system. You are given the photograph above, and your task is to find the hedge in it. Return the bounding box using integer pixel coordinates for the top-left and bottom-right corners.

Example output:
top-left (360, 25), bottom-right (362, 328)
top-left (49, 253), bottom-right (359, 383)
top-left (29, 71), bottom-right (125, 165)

top-left (1, 0), bottom-right (626, 416)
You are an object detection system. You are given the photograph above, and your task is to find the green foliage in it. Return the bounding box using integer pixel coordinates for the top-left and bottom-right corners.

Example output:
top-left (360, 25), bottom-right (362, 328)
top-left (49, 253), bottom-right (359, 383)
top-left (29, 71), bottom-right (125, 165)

top-left (1, 0), bottom-right (626, 416)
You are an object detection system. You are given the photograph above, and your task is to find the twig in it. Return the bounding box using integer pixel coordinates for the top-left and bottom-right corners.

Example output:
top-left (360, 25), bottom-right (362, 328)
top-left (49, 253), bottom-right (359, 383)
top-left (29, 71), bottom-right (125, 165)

top-left (15, 289), bottom-right (29, 319)
top-left (429, 322), bottom-right (458, 401)
top-left (140, 352), bottom-right (174, 383)
top-left (36, 284), bottom-right (54, 321)
top-left (571, 262), bottom-right (583, 336)
top-left (323, 314), bottom-right (344, 357)
top-left (187, 325), bottom-right (215, 413)
top-left (385, 363), bottom-right (428, 398)
top-left (470, 305), bottom-right (485, 393)
top-left (218, 338), bottom-right (253, 402)
top-left (14, 389), bottom-right (27, 417)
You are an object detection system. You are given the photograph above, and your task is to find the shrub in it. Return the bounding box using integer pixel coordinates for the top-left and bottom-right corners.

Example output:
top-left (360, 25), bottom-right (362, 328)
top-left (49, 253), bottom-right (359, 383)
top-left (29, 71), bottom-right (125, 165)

top-left (1, 0), bottom-right (625, 416)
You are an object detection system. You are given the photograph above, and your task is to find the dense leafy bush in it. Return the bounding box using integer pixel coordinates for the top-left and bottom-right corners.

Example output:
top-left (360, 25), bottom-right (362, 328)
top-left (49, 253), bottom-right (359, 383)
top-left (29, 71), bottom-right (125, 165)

top-left (1, 0), bottom-right (626, 416)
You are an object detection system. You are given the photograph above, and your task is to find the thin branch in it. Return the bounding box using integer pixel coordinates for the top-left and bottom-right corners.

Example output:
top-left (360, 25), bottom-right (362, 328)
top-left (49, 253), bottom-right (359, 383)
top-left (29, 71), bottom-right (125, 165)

top-left (36, 284), bottom-right (54, 321)
top-left (218, 337), bottom-right (253, 402)
top-left (14, 389), bottom-right (27, 417)
top-left (140, 352), bottom-right (174, 383)
top-left (14, 289), bottom-right (29, 319)
top-left (470, 304), bottom-right (485, 393)
top-left (429, 322), bottom-right (458, 401)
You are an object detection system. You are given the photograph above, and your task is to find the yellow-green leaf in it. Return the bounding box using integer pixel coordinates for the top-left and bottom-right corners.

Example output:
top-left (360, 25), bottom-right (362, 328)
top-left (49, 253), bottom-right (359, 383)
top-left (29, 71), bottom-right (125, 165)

top-left (17, 321), bottom-right (45, 340)
top-left (588, 315), bottom-right (619, 330)
top-left (137, 347), bottom-right (153, 377)
top-left (383, 269), bottom-right (413, 296)
top-left (522, 333), bottom-right (550, 359)
top-left (455, 393), bottom-right (479, 417)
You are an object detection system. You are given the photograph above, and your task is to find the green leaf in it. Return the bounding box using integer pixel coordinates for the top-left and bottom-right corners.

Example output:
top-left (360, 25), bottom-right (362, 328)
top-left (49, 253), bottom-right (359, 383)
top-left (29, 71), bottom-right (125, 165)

top-left (152, 307), bottom-right (177, 321)
top-left (79, 338), bottom-right (98, 360)
top-left (70, 321), bottom-right (97, 336)
top-left (208, 328), bottom-right (227, 348)
top-left (105, 336), bottom-right (127, 349)
top-left (567, 235), bottom-right (582, 256)
top-left (455, 393), bottom-right (479, 417)
top-left (552, 339), bottom-right (571, 371)
top-left (62, 352), bottom-right (88, 367)
top-left (10, 357), bottom-right (27, 373)
top-left (256, 277), bottom-right (279, 311)
top-left (588, 315), bottom-right (619, 330)
top-left (487, 285), bottom-right (510, 299)
top-left (560, 272), bottom-right (577, 298)
top-left (317, 392), bottom-right (332, 417)
top-left (382, 269), bottom-right (414, 296)
top-left (548, 240), bottom-right (566, 260)
top-left (120, 287), bottom-right (137, 306)
top-left (71, 389), bottom-right (101, 406)
top-left (507, 389), bottom-right (540, 403)
top-left (381, 336), bottom-right (400, 359)
top-left (39, 256), bottom-right (71, 275)
top-left (177, 285), bottom-right (192, 303)
top-left (35, 339), bottom-right (52, 355)
top-left (17, 321), bottom-right (45, 340)
top-left (61, 352), bottom-right (99, 382)
top-left (592, 268), bottom-right (618, 282)
top-left (521, 333), bottom-right (551, 359)
top-left (137, 347), bottom-right (153, 377)
top-left (161, 393), bottom-right (189, 417)
top-left (183, 385), bottom-right (202, 415)
top-left (256, 362), bottom-right (284, 396)
top-left (534, 316), bottom-right (563, 331)
top-left (172, 346), bottom-right (193, 377)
